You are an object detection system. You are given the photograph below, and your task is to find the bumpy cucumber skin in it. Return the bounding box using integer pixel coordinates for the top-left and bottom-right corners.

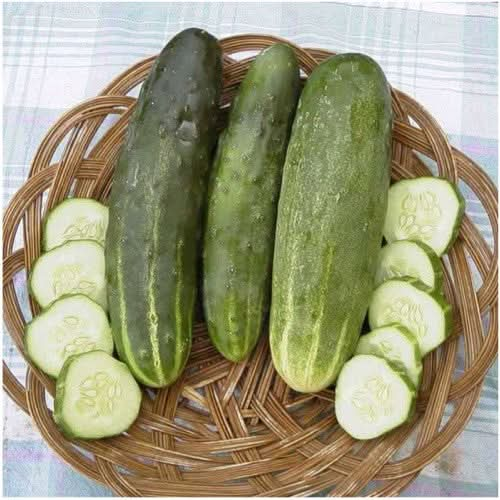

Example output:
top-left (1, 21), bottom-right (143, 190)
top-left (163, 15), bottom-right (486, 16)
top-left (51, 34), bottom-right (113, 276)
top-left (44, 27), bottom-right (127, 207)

top-left (368, 277), bottom-right (453, 355)
top-left (335, 354), bottom-right (416, 440)
top-left (385, 176), bottom-right (465, 257)
top-left (105, 29), bottom-right (222, 387)
top-left (355, 323), bottom-right (423, 388)
top-left (270, 53), bottom-right (392, 393)
top-left (203, 44), bottom-right (300, 362)
top-left (42, 198), bottom-right (108, 251)
top-left (24, 293), bottom-right (113, 378)
top-left (376, 239), bottom-right (444, 292)
top-left (54, 350), bottom-right (141, 440)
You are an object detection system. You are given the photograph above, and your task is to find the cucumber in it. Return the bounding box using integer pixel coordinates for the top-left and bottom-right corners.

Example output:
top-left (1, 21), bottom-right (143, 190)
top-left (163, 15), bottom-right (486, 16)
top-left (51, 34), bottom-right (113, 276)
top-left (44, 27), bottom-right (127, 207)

top-left (355, 324), bottom-right (422, 387)
top-left (43, 198), bottom-right (108, 250)
top-left (54, 350), bottom-right (142, 439)
top-left (335, 354), bottom-right (416, 440)
top-left (368, 277), bottom-right (452, 356)
top-left (24, 295), bottom-right (113, 378)
top-left (375, 240), bottom-right (443, 291)
top-left (270, 53), bottom-right (392, 393)
top-left (29, 240), bottom-right (107, 309)
top-left (383, 177), bottom-right (465, 256)
top-left (105, 29), bottom-right (222, 388)
top-left (203, 44), bottom-right (300, 362)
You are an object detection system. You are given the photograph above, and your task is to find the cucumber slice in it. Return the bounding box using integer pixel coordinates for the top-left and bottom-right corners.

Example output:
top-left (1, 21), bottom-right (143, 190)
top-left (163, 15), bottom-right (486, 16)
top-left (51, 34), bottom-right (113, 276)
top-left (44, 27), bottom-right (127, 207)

top-left (368, 277), bottom-right (452, 356)
top-left (375, 240), bottom-right (443, 291)
top-left (54, 350), bottom-right (142, 439)
top-left (43, 198), bottom-right (108, 250)
top-left (355, 324), bottom-right (422, 387)
top-left (383, 177), bottom-right (465, 256)
top-left (24, 295), bottom-right (113, 378)
top-left (29, 240), bottom-right (107, 309)
top-left (335, 354), bottom-right (415, 440)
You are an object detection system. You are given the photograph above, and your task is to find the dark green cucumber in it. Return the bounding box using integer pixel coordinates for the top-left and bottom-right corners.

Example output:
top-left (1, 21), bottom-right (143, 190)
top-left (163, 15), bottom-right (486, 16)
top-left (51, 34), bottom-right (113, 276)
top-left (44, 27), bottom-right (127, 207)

top-left (203, 44), bottom-right (300, 362)
top-left (270, 53), bottom-right (393, 393)
top-left (105, 28), bottom-right (222, 387)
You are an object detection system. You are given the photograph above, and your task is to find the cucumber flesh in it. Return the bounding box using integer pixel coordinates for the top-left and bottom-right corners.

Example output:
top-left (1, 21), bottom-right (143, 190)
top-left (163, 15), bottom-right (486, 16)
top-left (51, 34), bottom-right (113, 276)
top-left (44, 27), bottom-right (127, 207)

top-left (383, 177), bottom-right (465, 256)
top-left (335, 354), bottom-right (415, 440)
top-left (54, 350), bottom-right (142, 439)
top-left (24, 295), bottom-right (113, 378)
top-left (368, 277), bottom-right (452, 356)
top-left (30, 240), bottom-right (107, 310)
top-left (375, 240), bottom-right (443, 291)
top-left (355, 324), bottom-right (422, 387)
top-left (43, 198), bottom-right (108, 250)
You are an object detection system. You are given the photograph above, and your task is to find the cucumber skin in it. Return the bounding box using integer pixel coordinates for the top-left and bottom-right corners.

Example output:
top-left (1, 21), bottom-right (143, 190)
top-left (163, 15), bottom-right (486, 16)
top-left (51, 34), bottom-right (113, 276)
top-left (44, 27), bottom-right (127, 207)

top-left (53, 350), bottom-right (141, 440)
top-left (270, 53), bottom-right (393, 393)
top-left (105, 29), bottom-right (222, 387)
top-left (438, 178), bottom-right (465, 255)
top-left (54, 352), bottom-right (87, 440)
top-left (410, 240), bottom-right (444, 292)
top-left (203, 44), bottom-right (300, 362)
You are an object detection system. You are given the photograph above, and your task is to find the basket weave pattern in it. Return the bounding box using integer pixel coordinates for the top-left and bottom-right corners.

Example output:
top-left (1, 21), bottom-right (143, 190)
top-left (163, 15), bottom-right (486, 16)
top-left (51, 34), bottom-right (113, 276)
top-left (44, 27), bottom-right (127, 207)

top-left (3, 35), bottom-right (498, 496)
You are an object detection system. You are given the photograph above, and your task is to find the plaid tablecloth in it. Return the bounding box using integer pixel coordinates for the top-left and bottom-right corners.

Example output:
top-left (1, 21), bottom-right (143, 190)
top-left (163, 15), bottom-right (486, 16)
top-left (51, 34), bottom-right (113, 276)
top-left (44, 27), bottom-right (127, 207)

top-left (3, 2), bottom-right (497, 497)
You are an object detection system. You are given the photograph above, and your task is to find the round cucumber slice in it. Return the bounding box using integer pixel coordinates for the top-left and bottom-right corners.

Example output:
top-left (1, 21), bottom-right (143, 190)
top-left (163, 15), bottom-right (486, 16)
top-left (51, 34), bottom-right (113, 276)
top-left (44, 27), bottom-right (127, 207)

top-left (43, 198), bottom-right (108, 250)
top-left (368, 277), bottom-right (452, 356)
top-left (355, 324), bottom-right (422, 387)
top-left (383, 177), bottom-right (465, 256)
top-left (24, 295), bottom-right (113, 378)
top-left (54, 350), bottom-right (142, 439)
top-left (375, 240), bottom-right (443, 291)
top-left (335, 354), bottom-right (416, 440)
top-left (29, 240), bottom-right (107, 309)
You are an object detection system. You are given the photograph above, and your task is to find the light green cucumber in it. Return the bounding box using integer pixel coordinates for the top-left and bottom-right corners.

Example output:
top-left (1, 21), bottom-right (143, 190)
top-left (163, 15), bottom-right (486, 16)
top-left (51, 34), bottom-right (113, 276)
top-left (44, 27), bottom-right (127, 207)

top-left (270, 53), bottom-right (392, 392)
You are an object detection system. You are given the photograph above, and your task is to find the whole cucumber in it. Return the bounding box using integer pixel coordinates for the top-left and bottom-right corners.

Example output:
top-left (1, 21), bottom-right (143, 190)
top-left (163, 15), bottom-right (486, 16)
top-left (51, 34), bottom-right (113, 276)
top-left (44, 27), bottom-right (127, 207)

top-left (270, 53), bottom-right (392, 393)
top-left (203, 44), bottom-right (300, 361)
top-left (106, 28), bottom-right (222, 387)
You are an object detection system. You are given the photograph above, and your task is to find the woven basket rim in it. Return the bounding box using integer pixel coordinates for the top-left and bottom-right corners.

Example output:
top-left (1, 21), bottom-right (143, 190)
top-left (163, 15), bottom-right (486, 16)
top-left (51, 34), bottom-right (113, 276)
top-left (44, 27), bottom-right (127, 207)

top-left (3, 33), bottom-right (498, 497)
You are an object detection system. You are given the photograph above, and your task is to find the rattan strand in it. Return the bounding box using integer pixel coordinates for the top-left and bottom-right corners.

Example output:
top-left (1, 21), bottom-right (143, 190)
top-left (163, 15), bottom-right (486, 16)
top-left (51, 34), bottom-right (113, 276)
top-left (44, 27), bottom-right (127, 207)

top-left (3, 35), bottom-right (498, 496)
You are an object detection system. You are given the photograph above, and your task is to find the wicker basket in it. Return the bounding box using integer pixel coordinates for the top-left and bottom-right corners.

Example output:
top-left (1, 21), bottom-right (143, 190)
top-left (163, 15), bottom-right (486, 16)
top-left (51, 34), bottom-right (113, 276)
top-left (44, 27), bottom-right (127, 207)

top-left (3, 34), bottom-right (498, 497)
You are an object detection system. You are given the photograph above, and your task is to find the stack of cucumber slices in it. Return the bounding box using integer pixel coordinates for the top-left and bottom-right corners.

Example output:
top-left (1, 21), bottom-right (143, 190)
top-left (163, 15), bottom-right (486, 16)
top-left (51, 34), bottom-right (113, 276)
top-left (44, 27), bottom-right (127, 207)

top-left (25, 198), bottom-right (142, 439)
top-left (335, 177), bottom-right (463, 440)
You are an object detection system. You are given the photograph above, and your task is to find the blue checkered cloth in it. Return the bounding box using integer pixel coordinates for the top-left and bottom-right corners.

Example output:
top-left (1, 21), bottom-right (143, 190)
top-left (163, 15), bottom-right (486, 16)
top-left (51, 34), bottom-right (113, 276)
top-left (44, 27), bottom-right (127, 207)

top-left (3, 2), bottom-right (497, 496)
